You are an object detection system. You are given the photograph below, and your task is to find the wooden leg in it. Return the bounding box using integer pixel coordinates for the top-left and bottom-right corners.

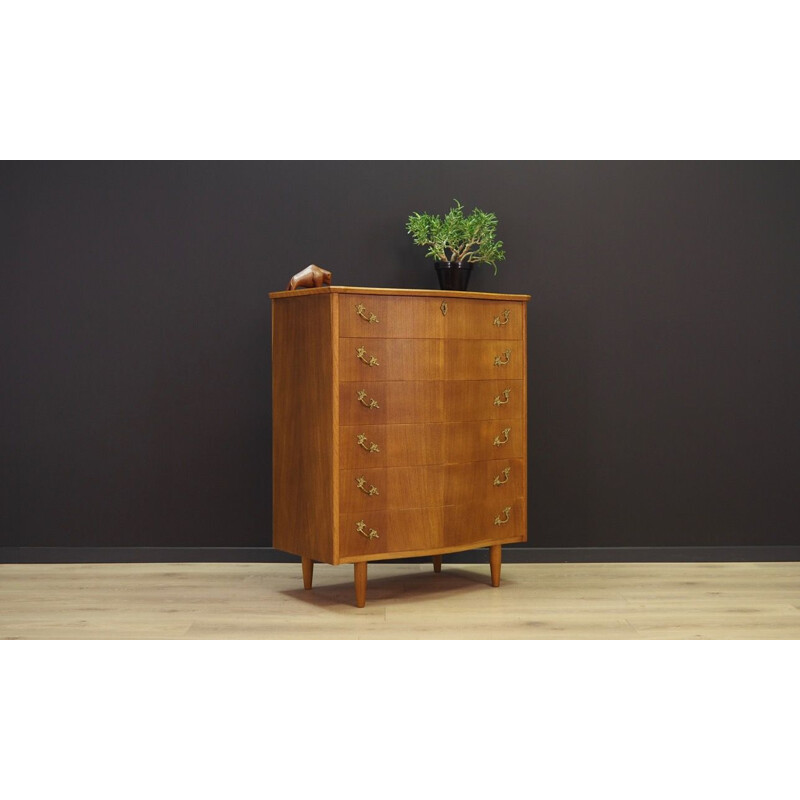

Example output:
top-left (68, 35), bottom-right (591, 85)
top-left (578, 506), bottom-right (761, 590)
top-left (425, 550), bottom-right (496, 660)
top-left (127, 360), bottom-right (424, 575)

top-left (354, 561), bottom-right (368, 608)
top-left (432, 555), bottom-right (442, 573)
top-left (489, 545), bottom-right (502, 587)
top-left (301, 557), bottom-right (314, 590)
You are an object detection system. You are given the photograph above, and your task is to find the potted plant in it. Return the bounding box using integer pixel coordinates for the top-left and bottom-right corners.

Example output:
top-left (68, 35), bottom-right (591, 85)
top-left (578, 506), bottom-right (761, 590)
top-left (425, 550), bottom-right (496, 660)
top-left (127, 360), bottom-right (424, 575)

top-left (406, 199), bottom-right (506, 291)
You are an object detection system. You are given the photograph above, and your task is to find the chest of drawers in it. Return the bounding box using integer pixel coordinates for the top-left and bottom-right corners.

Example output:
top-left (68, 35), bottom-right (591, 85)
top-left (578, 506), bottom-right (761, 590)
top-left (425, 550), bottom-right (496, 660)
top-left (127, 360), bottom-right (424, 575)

top-left (270, 286), bottom-right (530, 607)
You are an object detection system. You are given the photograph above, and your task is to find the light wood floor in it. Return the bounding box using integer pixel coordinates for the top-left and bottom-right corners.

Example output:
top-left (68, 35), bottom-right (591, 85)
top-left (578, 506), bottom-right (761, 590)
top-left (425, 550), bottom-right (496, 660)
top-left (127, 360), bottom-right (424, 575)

top-left (1, 561), bottom-right (799, 639)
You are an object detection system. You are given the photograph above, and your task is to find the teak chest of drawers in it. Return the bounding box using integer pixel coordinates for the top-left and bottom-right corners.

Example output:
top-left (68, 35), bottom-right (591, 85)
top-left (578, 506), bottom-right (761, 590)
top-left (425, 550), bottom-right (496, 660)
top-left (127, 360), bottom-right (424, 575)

top-left (270, 286), bottom-right (531, 607)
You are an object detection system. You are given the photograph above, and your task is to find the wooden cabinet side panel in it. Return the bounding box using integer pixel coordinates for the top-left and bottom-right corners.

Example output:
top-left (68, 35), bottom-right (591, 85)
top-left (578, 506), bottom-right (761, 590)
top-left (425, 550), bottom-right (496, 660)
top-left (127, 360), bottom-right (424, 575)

top-left (521, 301), bottom-right (529, 543)
top-left (272, 295), bottom-right (335, 564)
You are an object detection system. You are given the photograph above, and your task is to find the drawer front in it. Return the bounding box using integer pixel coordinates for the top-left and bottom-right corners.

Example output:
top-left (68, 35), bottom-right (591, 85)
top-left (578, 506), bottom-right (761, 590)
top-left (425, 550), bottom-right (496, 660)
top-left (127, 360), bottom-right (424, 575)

top-left (339, 295), bottom-right (445, 339)
top-left (339, 379), bottom-right (523, 425)
top-left (340, 465), bottom-right (444, 513)
top-left (445, 339), bottom-right (524, 381)
top-left (339, 338), bottom-right (443, 382)
top-left (340, 421), bottom-right (522, 468)
top-left (340, 459), bottom-right (524, 513)
top-left (339, 507), bottom-right (444, 558)
top-left (443, 497), bottom-right (526, 548)
top-left (440, 299), bottom-right (526, 340)
top-left (339, 294), bottom-right (525, 340)
top-left (445, 419), bottom-right (525, 463)
top-left (443, 458), bottom-right (524, 507)
top-left (339, 381), bottom-right (443, 425)
top-left (339, 424), bottom-right (446, 469)
top-left (442, 379), bottom-right (524, 422)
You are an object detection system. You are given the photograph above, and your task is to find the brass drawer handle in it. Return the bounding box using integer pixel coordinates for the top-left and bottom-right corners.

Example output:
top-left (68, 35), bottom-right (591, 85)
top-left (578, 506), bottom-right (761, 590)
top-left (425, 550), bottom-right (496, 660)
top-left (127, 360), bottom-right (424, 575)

top-left (493, 388), bottom-right (511, 406)
top-left (356, 346), bottom-right (379, 367)
top-left (357, 389), bottom-right (380, 410)
top-left (356, 476), bottom-right (379, 496)
top-left (441, 300), bottom-right (448, 316)
top-left (356, 520), bottom-right (379, 540)
top-left (356, 433), bottom-right (380, 453)
top-left (493, 467), bottom-right (511, 486)
top-left (493, 309), bottom-right (511, 326)
top-left (493, 427), bottom-right (511, 447)
top-left (355, 303), bottom-right (379, 324)
top-left (494, 507), bottom-right (512, 526)
top-left (494, 349), bottom-right (511, 366)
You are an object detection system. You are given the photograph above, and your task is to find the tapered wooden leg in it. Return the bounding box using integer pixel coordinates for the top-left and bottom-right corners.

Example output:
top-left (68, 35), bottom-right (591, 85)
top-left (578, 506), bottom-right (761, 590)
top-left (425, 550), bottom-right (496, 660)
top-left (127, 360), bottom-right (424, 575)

top-left (354, 561), bottom-right (368, 608)
top-left (489, 545), bottom-right (502, 587)
top-left (301, 557), bottom-right (314, 590)
top-left (432, 555), bottom-right (443, 573)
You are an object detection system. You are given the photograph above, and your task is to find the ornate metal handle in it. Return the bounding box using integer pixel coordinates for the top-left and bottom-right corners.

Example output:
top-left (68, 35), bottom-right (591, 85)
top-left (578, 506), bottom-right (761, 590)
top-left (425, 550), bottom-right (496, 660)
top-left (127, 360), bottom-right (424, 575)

top-left (493, 389), bottom-right (511, 406)
top-left (493, 467), bottom-right (511, 486)
top-left (355, 303), bottom-right (379, 324)
top-left (356, 476), bottom-right (379, 496)
top-left (494, 349), bottom-right (511, 367)
top-left (493, 427), bottom-right (511, 447)
top-left (441, 300), bottom-right (448, 316)
top-left (493, 309), bottom-right (511, 326)
top-left (494, 507), bottom-right (512, 526)
top-left (356, 433), bottom-right (380, 453)
top-left (357, 389), bottom-right (380, 410)
top-left (356, 346), bottom-right (379, 367)
top-left (356, 520), bottom-right (379, 539)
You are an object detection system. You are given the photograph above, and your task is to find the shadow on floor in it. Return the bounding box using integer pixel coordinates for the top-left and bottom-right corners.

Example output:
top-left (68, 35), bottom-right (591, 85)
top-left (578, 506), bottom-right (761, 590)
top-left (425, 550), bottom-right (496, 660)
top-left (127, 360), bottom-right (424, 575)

top-left (281, 566), bottom-right (504, 609)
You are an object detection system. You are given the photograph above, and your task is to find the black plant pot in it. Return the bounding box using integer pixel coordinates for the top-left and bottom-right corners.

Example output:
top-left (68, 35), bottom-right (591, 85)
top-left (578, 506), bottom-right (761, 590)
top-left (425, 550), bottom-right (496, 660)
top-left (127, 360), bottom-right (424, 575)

top-left (434, 261), bottom-right (473, 291)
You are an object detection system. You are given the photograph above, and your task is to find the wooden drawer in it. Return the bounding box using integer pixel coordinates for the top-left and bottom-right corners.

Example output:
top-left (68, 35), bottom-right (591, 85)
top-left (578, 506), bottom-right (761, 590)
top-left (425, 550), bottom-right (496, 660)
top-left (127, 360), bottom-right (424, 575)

top-left (339, 507), bottom-right (444, 558)
top-left (439, 298), bottom-right (526, 340)
top-left (338, 294), bottom-right (525, 340)
top-left (339, 295), bottom-right (445, 338)
top-left (340, 465), bottom-right (444, 513)
top-left (339, 423), bottom-right (446, 468)
top-left (339, 420), bottom-right (523, 468)
top-left (339, 381), bottom-right (443, 425)
top-left (443, 497), bottom-right (526, 548)
top-left (340, 459), bottom-right (522, 513)
top-left (339, 338), bottom-right (443, 381)
top-left (443, 458), bottom-right (524, 507)
top-left (445, 339), bottom-right (524, 380)
top-left (441, 379), bottom-right (524, 422)
top-left (444, 419), bottom-right (525, 463)
top-left (339, 379), bottom-right (524, 425)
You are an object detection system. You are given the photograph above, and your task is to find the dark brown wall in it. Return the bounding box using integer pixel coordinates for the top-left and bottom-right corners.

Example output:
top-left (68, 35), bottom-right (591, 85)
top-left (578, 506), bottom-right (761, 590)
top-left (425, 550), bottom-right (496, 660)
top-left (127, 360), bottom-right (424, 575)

top-left (2, 161), bottom-right (799, 556)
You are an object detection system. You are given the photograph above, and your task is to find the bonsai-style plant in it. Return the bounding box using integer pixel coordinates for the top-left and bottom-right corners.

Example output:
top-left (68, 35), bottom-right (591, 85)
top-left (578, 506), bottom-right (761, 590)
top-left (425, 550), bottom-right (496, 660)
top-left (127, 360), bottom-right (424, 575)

top-left (406, 199), bottom-right (506, 290)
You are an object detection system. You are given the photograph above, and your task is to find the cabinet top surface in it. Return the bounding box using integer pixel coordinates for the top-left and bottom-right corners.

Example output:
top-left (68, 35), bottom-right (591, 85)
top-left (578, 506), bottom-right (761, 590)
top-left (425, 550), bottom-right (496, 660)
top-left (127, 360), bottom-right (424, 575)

top-left (269, 286), bottom-right (531, 302)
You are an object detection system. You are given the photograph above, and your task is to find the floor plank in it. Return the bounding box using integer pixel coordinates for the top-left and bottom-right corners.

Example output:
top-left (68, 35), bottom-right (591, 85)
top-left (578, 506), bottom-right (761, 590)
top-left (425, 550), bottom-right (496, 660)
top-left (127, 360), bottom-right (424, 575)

top-left (1, 562), bottom-right (799, 639)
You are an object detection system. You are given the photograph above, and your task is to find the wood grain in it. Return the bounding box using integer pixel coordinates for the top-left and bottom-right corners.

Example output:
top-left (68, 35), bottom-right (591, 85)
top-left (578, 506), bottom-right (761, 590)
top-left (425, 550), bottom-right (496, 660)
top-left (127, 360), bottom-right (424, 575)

top-left (338, 423), bottom-right (447, 469)
top-left (445, 339), bottom-right (525, 381)
top-left (443, 498), bottom-right (525, 549)
top-left (339, 379), bottom-right (524, 425)
top-left (338, 338), bottom-right (444, 382)
top-left (443, 459), bottom-right (524, 507)
top-left (339, 465), bottom-right (444, 513)
top-left (338, 294), bottom-right (446, 338)
top-left (4, 562), bottom-right (797, 639)
top-left (339, 459), bottom-right (523, 513)
top-left (302, 556), bottom-right (313, 589)
top-left (272, 287), bottom-right (530, 604)
top-left (490, 544), bottom-right (502, 587)
top-left (441, 379), bottom-right (525, 423)
top-left (439, 298), bottom-right (526, 340)
top-left (268, 286), bottom-right (532, 302)
top-left (339, 507), bottom-right (444, 559)
top-left (272, 293), bottom-right (335, 564)
top-left (354, 561), bottom-right (367, 608)
top-left (339, 381), bottom-right (443, 425)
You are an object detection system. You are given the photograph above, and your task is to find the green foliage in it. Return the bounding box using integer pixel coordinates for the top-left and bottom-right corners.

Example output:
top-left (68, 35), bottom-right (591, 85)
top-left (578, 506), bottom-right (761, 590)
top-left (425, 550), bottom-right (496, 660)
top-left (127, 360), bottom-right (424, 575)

top-left (406, 199), bottom-right (506, 275)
